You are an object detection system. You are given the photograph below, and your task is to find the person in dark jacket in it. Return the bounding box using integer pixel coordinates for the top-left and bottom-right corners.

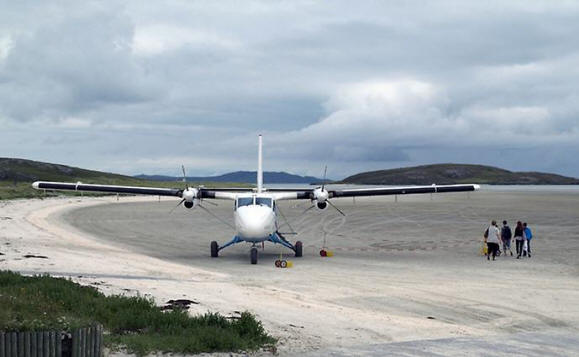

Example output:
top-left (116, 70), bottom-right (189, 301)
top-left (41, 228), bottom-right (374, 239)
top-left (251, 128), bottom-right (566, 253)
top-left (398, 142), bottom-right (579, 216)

top-left (501, 220), bottom-right (513, 256)
top-left (514, 221), bottom-right (525, 259)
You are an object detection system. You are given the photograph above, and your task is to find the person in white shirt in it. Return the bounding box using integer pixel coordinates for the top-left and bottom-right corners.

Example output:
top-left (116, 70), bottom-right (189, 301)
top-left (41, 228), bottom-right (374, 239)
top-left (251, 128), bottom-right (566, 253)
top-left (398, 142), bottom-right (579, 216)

top-left (486, 220), bottom-right (501, 261)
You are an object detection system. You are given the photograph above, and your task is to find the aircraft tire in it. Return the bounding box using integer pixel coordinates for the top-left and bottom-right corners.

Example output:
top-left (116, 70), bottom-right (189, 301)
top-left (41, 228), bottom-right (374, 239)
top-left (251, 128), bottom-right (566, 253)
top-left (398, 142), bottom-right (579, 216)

top-left (250, 247), bottom-right (258, 265)
top-left (211, 241), bottom-right (219, 258)
top-left (294, 241), bottom-right (303, 257)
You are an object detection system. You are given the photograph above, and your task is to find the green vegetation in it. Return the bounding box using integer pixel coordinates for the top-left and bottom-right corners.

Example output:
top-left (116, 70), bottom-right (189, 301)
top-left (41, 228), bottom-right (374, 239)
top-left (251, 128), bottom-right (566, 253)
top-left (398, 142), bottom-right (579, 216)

top-left (342, 163), bottom-right (579, 185)
top-left (0, 158), bottom-right (251, 200)
top-left (0, 271), bottom-right (275, 355)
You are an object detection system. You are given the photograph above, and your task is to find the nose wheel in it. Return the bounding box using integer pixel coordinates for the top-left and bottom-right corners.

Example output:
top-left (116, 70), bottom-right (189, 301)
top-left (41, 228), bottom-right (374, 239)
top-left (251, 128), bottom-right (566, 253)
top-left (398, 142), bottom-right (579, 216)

top-left (250, 247), bottom-right (258, 264)
top-left (210, 241), bottom-right (219, 257)
top-left (294, 241), bottom-right (303, 257)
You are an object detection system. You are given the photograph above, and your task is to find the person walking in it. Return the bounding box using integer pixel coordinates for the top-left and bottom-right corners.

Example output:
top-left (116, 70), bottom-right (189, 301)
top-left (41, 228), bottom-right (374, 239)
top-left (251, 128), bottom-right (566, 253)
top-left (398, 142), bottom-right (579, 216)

top-left (523, 222), bottom-right (533, 258)
top-left (501, 220), bottom-right (513, 256)
top-left (514, 221), bottom-right (525, 259)
top-left (486, 220), bottom-right (501, 261)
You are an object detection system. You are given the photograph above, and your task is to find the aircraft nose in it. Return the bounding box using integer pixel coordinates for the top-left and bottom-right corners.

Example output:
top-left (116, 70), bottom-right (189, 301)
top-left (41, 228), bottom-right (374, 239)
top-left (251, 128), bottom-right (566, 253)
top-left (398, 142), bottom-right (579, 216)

top-left (237, 206), bottom-right (274, 239)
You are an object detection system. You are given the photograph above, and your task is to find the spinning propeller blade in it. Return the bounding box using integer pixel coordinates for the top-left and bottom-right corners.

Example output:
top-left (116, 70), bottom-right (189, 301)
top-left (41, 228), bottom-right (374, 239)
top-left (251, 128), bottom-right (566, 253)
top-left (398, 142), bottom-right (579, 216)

top-left (327, 199), bottom-right (346, 216)
top-left (170, 198), bottom-right (186, 213)
top-left (181, 165), bottom-right (188, 188)
top-left (302, 204), bottom-right (316, 215)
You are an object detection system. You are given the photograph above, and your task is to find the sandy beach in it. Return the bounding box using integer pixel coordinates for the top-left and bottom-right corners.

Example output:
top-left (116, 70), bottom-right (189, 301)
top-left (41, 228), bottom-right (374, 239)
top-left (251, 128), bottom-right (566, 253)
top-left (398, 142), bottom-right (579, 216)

top-left (2, 189), bottom-right (579, 356)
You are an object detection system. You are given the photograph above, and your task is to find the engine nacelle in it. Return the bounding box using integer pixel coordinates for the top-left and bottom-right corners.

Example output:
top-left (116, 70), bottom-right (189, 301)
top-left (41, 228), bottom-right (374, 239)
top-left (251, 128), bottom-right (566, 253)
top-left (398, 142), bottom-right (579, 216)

top-left (312, 187), bottom-right (329, 201)
top-left (315, 200), bottom-right (328, 210)
top-left (182, 188), bottom-right (199, 209)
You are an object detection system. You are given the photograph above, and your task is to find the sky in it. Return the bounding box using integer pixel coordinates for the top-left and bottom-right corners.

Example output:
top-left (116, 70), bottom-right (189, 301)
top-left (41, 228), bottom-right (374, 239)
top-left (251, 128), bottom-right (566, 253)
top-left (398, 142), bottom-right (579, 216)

top-left (1, 0), bottom-right (579, 179)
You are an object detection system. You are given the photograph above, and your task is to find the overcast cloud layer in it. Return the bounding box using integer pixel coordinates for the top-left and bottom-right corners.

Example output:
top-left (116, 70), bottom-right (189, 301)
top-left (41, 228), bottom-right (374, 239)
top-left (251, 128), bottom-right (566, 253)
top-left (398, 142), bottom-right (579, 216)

top-left (1, 0), bottom-right (578, 178)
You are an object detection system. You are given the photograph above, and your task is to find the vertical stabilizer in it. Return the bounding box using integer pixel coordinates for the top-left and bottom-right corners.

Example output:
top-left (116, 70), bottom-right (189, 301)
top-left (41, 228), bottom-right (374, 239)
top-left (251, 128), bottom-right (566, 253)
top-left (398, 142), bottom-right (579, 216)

top-left (257, 134), bottom-right (263, 193)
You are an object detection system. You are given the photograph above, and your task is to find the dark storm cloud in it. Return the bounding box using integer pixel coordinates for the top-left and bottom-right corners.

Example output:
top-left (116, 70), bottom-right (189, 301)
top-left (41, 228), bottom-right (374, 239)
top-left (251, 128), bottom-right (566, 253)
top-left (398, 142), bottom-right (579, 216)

top-left (1, 0), bottom-right (578, 178)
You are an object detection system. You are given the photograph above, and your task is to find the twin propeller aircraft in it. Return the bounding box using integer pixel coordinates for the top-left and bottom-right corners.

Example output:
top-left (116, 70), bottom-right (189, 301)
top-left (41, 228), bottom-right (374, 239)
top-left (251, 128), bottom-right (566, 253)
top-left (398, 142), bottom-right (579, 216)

top-left (33, 135), bottom-right (479, 264)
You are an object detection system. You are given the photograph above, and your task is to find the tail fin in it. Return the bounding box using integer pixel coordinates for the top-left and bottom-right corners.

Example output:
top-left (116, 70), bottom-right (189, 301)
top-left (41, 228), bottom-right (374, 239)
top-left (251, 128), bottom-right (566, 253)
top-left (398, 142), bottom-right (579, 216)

top-left (257, 134), bottom-right (263, 193)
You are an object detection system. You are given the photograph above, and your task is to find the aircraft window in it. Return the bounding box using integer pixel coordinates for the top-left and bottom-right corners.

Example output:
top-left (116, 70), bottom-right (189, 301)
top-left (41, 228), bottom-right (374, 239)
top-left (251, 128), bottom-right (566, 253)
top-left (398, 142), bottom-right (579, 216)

top-left (237, 197), bottom-right (253, 207)
top-left (255, 197), bottom-right (272, 207)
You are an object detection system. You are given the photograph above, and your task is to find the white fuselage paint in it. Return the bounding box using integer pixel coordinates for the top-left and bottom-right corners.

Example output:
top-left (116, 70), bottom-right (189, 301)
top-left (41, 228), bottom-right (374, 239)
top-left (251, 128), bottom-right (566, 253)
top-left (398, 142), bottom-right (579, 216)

top-left (233, 194), bottom-right (279, 242)
top-left (235, 205), bottom-right (276, 242)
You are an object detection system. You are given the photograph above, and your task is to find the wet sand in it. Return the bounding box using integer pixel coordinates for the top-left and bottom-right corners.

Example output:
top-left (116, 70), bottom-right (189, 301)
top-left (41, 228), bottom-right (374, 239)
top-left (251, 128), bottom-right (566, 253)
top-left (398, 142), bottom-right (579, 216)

top-left (2, 189), bottom-right (579, 355)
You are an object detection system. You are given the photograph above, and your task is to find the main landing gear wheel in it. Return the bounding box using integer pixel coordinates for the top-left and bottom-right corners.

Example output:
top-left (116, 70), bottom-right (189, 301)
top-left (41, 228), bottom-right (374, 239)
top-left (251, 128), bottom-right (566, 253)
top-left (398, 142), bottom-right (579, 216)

top-left (294, 241), bottom-right (303, 257)
top-left (250, 247), bottom-right (258, 265)
top-left (210, 241), bottom-right (219, 258)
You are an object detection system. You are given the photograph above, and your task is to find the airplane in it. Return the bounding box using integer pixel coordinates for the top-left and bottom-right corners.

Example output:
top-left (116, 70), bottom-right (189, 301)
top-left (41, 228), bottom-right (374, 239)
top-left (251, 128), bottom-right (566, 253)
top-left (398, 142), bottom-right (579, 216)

top-left (32, 135), bottom-right (480, 264)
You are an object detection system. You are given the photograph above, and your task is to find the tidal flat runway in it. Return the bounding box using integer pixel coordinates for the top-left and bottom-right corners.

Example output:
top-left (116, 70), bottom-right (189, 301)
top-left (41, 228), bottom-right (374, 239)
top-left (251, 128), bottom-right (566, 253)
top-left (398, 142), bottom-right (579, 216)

top-left (60, 189), bottom-right (579, 355)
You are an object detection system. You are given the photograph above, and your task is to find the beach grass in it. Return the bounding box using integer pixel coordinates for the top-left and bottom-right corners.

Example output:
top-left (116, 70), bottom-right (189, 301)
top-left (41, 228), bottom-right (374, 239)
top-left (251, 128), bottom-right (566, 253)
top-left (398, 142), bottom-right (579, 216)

top-left (0, 271), bottom-right (275, 355)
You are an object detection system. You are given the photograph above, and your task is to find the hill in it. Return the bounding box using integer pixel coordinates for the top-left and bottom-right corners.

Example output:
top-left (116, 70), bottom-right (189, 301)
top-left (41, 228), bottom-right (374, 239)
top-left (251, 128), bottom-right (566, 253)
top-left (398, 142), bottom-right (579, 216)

top-left (342, 164), bottom-right (579, 185)
top-left (0, 158), bottom-right (146, 185)
top-left (0, 158), bottom-right (247, 200)
top-left (136, 171), bottom-right (325, 184)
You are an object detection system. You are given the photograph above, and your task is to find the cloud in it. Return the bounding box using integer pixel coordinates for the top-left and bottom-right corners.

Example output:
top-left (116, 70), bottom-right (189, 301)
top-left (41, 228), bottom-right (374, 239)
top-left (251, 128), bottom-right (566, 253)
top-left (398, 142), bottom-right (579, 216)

top-left (1, 1), bottom-right (579, 178)
top-left (132, 25), bottom-right (242, 56)
top-left (0, 2), bottom-right (158, 123)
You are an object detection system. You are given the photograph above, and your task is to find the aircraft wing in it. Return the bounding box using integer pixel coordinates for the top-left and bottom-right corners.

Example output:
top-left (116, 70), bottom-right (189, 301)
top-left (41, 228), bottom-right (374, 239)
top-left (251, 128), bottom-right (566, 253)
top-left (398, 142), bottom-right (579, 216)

top-left (271, 184), bottom-right (479, 200)
top-left (31, 181), bottom-right (244, 200)
top-left (329, 184), bottom-right (480, 198)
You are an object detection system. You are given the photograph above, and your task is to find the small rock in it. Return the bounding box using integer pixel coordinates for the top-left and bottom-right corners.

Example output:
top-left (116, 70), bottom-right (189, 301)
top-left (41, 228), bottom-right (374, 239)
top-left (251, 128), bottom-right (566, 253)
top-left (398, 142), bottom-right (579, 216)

top-left (161, 299), bottom-right (199, 310)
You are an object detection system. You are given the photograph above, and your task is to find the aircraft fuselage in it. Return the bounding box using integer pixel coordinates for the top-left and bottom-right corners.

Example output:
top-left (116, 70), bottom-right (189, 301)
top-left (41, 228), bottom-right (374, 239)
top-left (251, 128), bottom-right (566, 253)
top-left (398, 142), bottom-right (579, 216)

top-left (233, 194), bottom-right (277, 242)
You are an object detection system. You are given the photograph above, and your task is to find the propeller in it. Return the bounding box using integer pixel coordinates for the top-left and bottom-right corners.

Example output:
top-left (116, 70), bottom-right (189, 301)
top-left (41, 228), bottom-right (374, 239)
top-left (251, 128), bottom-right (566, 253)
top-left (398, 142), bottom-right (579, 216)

top-left (310, 166), bottom-right (345, 216)
top-left (169, 165), bottom-right (199, 213)
top-left (326, 199), bottom-right (345, 216)
top-left (182, 165), bottom-right (187, 184)
top-left (301, 204), bottom-right (317, 215)
top-left (170, 199), bottom-right (186, 213)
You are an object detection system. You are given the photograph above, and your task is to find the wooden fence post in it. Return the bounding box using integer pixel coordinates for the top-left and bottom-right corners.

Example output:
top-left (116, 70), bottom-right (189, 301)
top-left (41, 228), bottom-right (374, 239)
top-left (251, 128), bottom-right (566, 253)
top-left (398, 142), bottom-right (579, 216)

top-left (3, 331), bottom-right (10, 357)
top-left (36, 332), bottom-right (42, 357)
top-left (72, 330), bottom-right (79, 357)
top-left (17, 332), bottom-right (24, 357)
top-left (29, 332), bottom-right (36, 357)
top-left (11, 332), bottom-right (17, 357)
top-left (42, 332), bottom-right (49, 357)
top-left (0, 331), bottom-right (5, 357)
top-left (23, 332), bottom-right (31, 357)
top-left (54, 333), bottom-right (61, 357)
top-left (0, 327), bottom-right (102, 357)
